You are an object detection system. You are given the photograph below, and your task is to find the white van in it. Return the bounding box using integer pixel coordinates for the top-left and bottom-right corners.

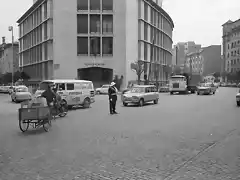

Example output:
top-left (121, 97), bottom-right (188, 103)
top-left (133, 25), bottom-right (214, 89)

top-left (35, 79), bottom-right (95, 108)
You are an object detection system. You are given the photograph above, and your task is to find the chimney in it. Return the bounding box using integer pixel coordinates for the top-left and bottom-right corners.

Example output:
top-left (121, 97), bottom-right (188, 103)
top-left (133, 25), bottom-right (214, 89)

top-left (2, 37), bottom-right (5, 44)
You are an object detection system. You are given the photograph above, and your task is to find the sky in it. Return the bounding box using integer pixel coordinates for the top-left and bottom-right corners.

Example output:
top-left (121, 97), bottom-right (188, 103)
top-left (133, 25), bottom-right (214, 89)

top-left (0, 0), bottom-right (240, 47)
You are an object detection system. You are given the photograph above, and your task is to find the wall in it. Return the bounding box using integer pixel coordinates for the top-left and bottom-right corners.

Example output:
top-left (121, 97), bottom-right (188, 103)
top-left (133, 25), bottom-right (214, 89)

top-left (202, 45), bottom-right (221, 76)
top-left (53, 0), bottom-right (127, 84)
top-left (125, 0), bottom-right (138, 87)
top-left (0, 44), bottom-right (19, 74)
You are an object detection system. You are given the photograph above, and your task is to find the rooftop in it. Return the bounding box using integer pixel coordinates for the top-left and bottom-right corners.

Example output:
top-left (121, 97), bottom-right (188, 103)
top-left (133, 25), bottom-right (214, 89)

top-left (17, 0), bottom-right (45, 24)
top-left (222, 18), bottom-right (240, 26)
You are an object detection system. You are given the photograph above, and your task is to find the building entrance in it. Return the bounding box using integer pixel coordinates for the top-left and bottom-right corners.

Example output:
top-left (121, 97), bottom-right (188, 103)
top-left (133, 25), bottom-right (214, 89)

top-left (77, 67), bottom-right (113, 88)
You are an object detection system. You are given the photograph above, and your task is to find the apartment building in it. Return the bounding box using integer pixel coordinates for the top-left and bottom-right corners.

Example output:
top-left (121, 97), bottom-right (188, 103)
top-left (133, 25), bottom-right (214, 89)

top-left (17, 0), bottom-right (174, 88)
top-left (222, 18), bottom-right (240, 74)
top-left (185, 45), bottom-right (221, 76)
top-left (172, 41), bottom-right (201, 67)
top-left (0, 37), bottom-right (19, 75)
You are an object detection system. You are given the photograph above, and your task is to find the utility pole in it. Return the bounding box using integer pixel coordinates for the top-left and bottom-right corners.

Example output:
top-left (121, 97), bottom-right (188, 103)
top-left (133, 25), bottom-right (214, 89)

top-left (176, 45), bottom-right (178, 66)
top-left (8, 26), bottom-right (14, 86)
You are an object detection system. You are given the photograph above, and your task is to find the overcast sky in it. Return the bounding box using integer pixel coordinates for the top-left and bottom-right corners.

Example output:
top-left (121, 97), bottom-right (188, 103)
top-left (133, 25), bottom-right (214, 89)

top-left (0, 0), bottom-right (239, 47)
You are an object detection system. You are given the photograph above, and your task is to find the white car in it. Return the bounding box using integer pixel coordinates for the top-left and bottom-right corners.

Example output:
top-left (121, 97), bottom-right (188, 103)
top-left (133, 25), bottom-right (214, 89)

top-left (11, 86), bottom-right (32, 103)
top-left (236, 90), bottom-right (240, 106)
top-left (95, 85), bottom-right (110, 94)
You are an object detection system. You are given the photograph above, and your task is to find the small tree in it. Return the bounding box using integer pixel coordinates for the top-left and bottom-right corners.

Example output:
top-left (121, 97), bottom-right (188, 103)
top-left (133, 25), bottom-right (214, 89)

top-left (131, 61), bottom-right (144, 85)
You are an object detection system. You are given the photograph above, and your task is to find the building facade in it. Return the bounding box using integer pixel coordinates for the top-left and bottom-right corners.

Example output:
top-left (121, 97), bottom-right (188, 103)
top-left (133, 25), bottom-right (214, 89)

top-left (17, 0), bottom-right (174, 88)
top-left (172, 41), bottom-right (201, 67)
top-left (222, 19), bottom-right (240, 74)
top-left (0, 37), bottom-right (19, 75)
top-left (185, 45), bottom-right (221, 76)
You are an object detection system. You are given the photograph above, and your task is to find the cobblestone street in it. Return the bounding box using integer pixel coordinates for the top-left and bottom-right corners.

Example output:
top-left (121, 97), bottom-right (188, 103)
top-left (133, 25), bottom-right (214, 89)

top-left (0, 87), bottom-right (240, 179)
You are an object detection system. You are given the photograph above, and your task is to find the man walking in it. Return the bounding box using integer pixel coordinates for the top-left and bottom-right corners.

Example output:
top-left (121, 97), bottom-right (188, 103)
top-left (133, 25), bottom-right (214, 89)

top-left (108, 82), bottom-right (118, 114)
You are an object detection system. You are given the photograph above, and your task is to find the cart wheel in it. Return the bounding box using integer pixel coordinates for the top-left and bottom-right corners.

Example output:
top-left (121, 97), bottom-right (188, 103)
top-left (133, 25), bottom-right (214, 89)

top-left (43, 117), bottom-right (52, 132)
top-left (19, 119), bottom-right (29, 132)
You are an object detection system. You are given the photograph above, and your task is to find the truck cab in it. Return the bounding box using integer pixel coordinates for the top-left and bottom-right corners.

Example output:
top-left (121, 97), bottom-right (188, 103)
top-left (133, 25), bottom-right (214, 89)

top-left (169, 75), bottom-right (188, 94)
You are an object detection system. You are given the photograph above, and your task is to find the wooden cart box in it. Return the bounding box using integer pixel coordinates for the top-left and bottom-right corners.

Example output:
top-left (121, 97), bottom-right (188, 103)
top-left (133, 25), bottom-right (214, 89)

top-left (18, 107), bottom-right (50, 120)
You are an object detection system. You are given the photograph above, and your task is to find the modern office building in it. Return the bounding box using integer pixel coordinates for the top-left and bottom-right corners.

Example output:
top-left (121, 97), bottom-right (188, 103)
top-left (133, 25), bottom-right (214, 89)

top-left (0, 37), bottom-right (19, 75)
top-left (222, 18), bottom-right (240, 75)
top-left (185, 45), bottom-right (221, 76)
top-left (17, 0), bottom-right (174, 88)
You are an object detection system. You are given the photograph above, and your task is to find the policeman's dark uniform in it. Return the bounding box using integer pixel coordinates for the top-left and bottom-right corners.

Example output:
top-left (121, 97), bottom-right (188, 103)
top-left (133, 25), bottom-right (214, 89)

top-left (108, 83), bottom-right (118, 114)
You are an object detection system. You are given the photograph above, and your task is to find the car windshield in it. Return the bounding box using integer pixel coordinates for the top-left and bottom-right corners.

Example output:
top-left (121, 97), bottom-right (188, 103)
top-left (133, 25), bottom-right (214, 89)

top-left (202, 83), bottom-right (211, 87)
top-left (131, 87), bottom-right (145, 93)
top-left (16, 87), bottom-right (28, 92)
top-left (39, 81), bottom-right (54, 90)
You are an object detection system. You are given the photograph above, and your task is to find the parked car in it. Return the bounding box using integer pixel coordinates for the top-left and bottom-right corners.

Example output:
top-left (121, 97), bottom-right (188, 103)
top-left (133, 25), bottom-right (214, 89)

top-left (236, 90), bottom-right (240, 106)
top-left (11, 86), bottom-right (32, 103)
top-left (0, 86), bottom-right (10, 94)
top-left (159, 84), bottom-right (169, 92)
top-left (197, 83), bottom-right (216, 95)
top-left (122, 85), bottom-right (159, 107)
top-left (95, 84), bottom-right (110, 94)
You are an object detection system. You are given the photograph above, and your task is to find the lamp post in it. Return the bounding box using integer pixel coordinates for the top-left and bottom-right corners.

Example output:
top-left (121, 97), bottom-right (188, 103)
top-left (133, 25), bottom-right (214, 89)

top-left (8, 26), bottom-right (14, 86)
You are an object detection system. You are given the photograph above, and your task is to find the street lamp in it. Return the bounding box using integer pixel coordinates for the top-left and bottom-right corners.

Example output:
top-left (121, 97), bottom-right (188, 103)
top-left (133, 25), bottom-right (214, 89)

top-left (8, 26), bottom-right (14, 86)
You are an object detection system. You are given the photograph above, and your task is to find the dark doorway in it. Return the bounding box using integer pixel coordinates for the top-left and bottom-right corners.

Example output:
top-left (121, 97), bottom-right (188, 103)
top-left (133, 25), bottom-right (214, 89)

top-left (77, 67), bottom-right (113, 88)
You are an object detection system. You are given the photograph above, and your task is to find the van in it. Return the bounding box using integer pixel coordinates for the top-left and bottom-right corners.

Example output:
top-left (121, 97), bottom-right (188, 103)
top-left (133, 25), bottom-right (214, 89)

top-left (35, 79), bottom-right (95, 108)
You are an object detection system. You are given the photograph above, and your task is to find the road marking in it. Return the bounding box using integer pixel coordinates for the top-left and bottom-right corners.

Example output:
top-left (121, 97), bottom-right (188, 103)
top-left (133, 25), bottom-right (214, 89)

top-left (162, 129), bottom-right (237, 180)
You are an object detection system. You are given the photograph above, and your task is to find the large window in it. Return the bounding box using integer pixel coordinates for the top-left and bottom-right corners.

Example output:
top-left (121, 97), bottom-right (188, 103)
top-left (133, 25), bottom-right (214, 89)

top-left (144, 43), bottom-right (148, 60)
top-left (144, 23), bottom-right (148, 41)
top-left (90, 37), bottom-right (100, 55)
top-left (77, 15), bottom-right (88, 33)
top-left (102, 0), bottom-right (113, 11)
top-left (102, 37), bottom-right (113, 55)
top-left (102, 15), bottom-right (113, 34)
top-left (77, 37), bottom-right (88, 55)
top-left (77, 0), bottom-right (88, 11)
top-left (90, 15), bottom-right (100, 33)
top-left (90, 0), bottom-right (100, 10)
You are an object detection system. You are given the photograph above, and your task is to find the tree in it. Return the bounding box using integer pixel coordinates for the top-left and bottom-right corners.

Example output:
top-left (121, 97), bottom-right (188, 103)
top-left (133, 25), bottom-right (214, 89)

top-left (213, 72), bottom-right (220, 79)
top-left (20, 71), bottom-right (30, 80)
top-left (131, 61), bottom-right (144, 85)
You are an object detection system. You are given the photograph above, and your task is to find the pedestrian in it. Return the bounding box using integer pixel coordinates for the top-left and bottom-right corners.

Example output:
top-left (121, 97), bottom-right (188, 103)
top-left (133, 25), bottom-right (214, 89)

top-left (108, 82), bottom-right (118, 114)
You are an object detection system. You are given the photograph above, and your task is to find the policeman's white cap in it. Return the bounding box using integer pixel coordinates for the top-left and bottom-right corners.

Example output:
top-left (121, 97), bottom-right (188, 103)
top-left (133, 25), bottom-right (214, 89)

top-left (110, 82), bottom-right (116, 86)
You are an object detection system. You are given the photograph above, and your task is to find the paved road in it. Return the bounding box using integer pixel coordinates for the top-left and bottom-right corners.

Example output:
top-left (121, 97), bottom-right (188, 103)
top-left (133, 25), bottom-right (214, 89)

top-left (0, 88), bottom-right (239, 180)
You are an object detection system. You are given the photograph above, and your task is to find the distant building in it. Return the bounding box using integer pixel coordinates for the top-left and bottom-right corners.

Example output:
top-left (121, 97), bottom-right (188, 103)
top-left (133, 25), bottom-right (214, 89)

top-left (17, 0), bottom-right (174, 87)
top-left (222, 18), bottom-right (240, 75)
top-left (185, 45), bottom-right (221, 76)
top-left (172, 41), bottom-right (201, 67)
top-left (0, 37), bottom-right (19, 75)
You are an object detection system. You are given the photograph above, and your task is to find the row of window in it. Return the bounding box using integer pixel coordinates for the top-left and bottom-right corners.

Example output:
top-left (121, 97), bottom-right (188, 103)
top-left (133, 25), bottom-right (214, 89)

top-left (139, 0), bottom-right (172, 37)
top-left (139, 41), bottom-right (171, 65)
top-left (77, 36), bottom-right (113, 55)
top-left (19, 41), bottom-right (52, 67)
top-left (77, 14), bottom-right (113, 34)
top-left (228, 58), bottom-right (240, 65)
top-left (20, 21), bottom-right (50, 52)
top-left (77, 0), bottom-right (113, 11)
top-left (228, 40), bottom-right (240, 49)
top-left (19, 1), bottom-right (50, 37)
top-left (22, 61), bottom-right (51, 80)
top-left (227, 48), bottom-right (240, 58)
top-left (140, 21), bottom-right (172, 51)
